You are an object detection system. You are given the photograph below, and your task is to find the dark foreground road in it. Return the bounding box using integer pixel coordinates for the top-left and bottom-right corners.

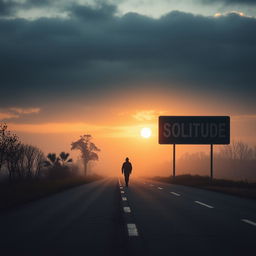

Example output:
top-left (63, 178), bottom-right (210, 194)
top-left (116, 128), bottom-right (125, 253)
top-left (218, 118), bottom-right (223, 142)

top-left (1, 177), bottom-right (256, 256)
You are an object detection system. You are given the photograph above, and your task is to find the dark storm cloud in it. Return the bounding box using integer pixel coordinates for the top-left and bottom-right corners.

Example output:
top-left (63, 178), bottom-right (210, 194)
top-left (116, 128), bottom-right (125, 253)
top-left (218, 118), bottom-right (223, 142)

top-left (0, 4), bottom-right (256, 108)
top-left (201, 0), bottom-right (256, 4)
top-left (0, 0), bottom-right (52, 17)
top-left (70, 3), bottom-right (117, 21)
top-left (0, 0), bottom-right (16, 16)
top-left (26, 0), bottom-right (51, 6)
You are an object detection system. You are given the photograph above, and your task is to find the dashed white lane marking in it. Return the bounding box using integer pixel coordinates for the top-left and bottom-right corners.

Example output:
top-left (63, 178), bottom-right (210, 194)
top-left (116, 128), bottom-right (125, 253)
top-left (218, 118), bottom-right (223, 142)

top-left (127, 223), bottom-right (139, 236)
top-left (194, 201), bottom-right (214, 209)
top-left (170, 192), bottom-right (181, 196)
top-left (241, 219), bottom-right (256, 227)
top-left (122, 197), bottom-right (127, 201)
top-left (121, 191), bottom-right (125, 194)
top-left (158, 187), bottom-right (163, 190)
top-left (120, 186), bottom-right (123, 189)
top-left (123, 207), bottom-right (131, 213)
top-left (150, 184), bottom-right (154, 186)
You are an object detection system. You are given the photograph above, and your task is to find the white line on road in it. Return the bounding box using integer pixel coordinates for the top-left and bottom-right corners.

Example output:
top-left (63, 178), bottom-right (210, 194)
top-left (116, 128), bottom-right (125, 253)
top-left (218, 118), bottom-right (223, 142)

top-left (122, 197), bottom-right (127, 201)
top-left (241, 219), bottom-right (256, 227)
top-left (158, 187), bottom-right (163, 190)
top-left (194, 201), bottom-right (214, 209)
top-left (121, 191), bottom-right (125, 194)
top-left (127, 223), bottom-right (139, 236)
top-left (170, 192), bottom-right (181, 196)
top-left (123, 207), bottom-right (131, 213)
top-left (120, 186), bottom-right (123, 189)
top-left (150, 184), bottom-right (154, 186)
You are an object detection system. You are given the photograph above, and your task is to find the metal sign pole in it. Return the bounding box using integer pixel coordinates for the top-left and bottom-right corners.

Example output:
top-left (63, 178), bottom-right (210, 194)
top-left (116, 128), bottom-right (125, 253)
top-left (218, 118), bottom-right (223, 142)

top-left (159, 117), bottom-right (230, 183)
top-left (173, 144), bottom-right (176, 180)
top-left (210, 144), bottom-right (213, 181)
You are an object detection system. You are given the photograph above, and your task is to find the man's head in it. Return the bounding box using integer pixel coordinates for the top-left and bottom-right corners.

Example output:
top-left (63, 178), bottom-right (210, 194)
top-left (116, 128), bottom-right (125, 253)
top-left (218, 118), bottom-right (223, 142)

top-left (125, 157), bottom-right (129, 162)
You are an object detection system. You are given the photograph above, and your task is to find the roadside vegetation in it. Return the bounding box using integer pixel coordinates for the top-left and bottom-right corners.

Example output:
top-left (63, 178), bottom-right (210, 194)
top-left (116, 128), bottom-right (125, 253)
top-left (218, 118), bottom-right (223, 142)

top-left (152, 141), bottom-right (256, 199)
top-left (0, 123), bottom-right (102, 210)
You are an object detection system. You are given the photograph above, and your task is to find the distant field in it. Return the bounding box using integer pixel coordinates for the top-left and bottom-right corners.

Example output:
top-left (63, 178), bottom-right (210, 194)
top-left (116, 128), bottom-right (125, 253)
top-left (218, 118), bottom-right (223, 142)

top-left (0, 175), bottom-right (102, 211)
top-left (152, 175), bottom-right (256, 199)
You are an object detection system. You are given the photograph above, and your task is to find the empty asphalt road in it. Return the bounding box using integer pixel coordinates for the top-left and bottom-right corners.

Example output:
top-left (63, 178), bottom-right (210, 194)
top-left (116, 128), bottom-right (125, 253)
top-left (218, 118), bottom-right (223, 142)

top-left (1, 177), bottom-right (256, 256)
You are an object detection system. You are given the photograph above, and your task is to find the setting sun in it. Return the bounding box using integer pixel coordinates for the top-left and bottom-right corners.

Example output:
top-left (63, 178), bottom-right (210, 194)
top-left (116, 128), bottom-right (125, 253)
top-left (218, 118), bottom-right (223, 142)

top-left (140, 127), bottom-right (152, 138)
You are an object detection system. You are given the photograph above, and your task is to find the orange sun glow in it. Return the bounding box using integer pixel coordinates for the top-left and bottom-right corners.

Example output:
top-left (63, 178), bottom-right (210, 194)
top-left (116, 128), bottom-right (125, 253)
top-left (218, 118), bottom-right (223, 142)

top-left (140, 127), bottom-right (152, 138)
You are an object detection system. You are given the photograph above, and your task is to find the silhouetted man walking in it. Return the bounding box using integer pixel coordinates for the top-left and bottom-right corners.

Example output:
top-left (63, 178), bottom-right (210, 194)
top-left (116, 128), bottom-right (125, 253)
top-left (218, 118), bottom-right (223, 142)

top-left (122, 157), bottom-right (132, 187)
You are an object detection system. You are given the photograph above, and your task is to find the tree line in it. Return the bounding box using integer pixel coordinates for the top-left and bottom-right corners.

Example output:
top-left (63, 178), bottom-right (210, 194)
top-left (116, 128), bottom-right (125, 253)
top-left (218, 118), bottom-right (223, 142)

top-left (179, 141), bottom-right (256, 181)
top-left (0, 123), bottom-right (100, 182)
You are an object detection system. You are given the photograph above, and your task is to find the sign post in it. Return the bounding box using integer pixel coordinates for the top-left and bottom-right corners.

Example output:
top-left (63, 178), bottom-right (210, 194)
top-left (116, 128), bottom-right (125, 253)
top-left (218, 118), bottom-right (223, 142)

top-left (173, 144), bottom-right (176, 179)
top-left (159, 116), bottom-right (230, 180)
top-left (210, 144), bottom-right (213, 181)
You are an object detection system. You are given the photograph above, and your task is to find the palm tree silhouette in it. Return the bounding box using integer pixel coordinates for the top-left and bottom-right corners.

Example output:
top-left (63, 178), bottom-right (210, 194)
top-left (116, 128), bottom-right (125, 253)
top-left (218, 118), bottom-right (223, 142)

top-left (44, 153), bottom-right (60, 167)
top-left (59, 152), bottom-right (72, 166)
top-left (45, 152), bottom-right (72, 167)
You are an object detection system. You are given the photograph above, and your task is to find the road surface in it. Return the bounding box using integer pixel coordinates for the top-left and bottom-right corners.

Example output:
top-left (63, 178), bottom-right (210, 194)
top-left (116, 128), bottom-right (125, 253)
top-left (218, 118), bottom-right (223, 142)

top-left (0, 177), bottom-right (256, 256)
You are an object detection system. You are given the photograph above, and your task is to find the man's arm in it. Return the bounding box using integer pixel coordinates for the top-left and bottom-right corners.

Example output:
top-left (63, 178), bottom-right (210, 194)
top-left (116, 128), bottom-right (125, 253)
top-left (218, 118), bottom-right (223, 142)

top-left (130, 163), bottom-right (132, 174)
top-left (121, 163), bottom-right (124, 174)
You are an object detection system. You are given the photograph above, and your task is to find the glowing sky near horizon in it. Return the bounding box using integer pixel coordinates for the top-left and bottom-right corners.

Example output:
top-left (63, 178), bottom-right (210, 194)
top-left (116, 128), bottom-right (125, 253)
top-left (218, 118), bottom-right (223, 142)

top-left (0, 0), bottom-right (256, 176)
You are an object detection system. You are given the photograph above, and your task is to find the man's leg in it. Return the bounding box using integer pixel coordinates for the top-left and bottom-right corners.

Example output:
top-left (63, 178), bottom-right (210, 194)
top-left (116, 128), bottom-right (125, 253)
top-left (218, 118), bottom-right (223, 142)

top-left (125, 174), bottom-right (129, 186)
top-left (124, 175), bottom-right (127, 186)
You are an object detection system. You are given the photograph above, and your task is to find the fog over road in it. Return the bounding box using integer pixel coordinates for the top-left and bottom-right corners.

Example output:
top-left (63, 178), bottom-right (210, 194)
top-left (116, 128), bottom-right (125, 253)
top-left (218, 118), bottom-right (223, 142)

top-left (1, 177), bottom-right (256, 256)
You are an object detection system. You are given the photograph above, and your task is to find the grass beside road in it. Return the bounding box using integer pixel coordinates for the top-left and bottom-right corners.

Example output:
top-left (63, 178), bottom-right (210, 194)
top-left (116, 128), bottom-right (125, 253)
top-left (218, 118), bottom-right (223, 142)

top-left (152, 174), bottom-right (256, 199)
top-left (0, 175), bottom-right (102, 211)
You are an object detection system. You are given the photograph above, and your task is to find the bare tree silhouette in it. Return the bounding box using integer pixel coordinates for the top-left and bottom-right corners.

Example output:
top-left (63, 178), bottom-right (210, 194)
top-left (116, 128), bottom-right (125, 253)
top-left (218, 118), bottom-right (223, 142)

top-left (7, 144), bottom-right (44, 180)
top-left (71, 135), bottom-right (100, 176)
top-left (220, 141), bottom-right (253, 161)
top-left (23, 145), bottom-right (45, 178)
top-left (0, 123), bottom-right (19, 175)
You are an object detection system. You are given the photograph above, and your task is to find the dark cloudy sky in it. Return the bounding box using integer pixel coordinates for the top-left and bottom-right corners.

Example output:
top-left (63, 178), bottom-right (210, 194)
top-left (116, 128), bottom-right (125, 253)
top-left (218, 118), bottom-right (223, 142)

top-left (0, 1), bottom-right (256, 163)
